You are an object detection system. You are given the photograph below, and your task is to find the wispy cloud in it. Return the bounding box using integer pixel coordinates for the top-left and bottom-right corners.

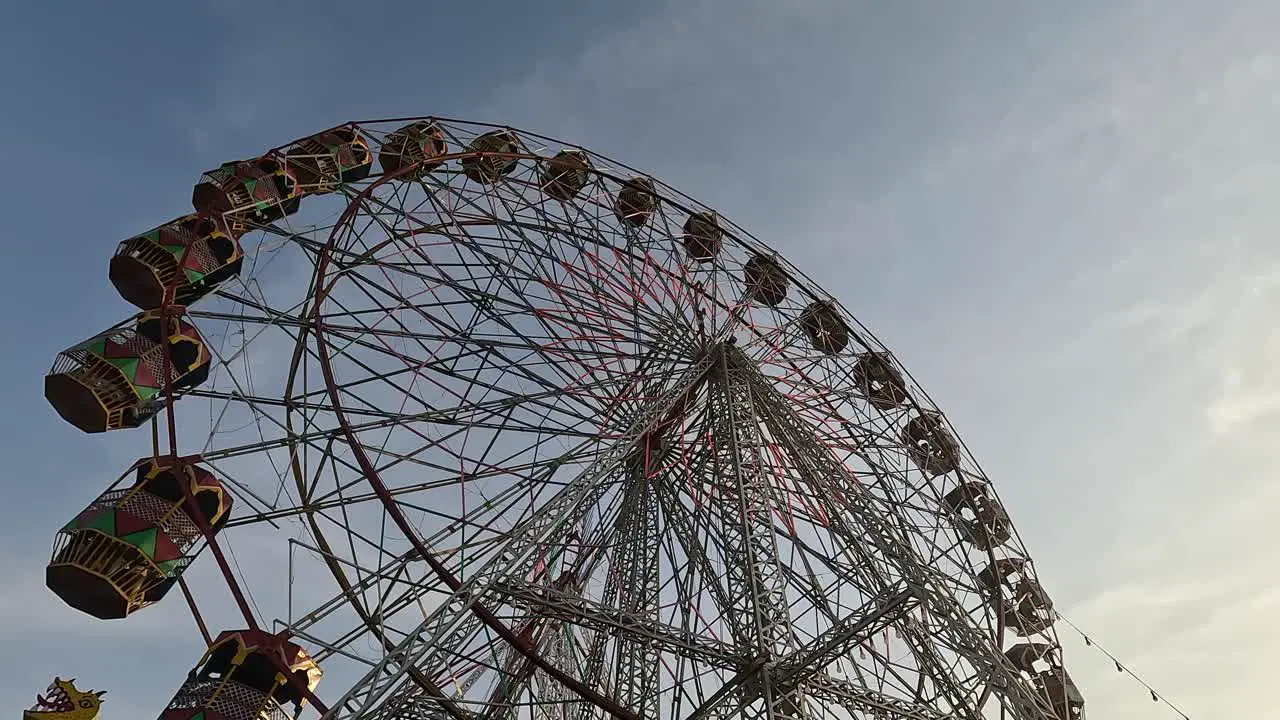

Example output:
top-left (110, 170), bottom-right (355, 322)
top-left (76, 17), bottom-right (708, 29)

top-left (6, 1), bottom-right (1280, 719)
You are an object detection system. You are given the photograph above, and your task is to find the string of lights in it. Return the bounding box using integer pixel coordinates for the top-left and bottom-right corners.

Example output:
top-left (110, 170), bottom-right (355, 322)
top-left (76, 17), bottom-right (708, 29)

top-left (1054, 611), bottom-right (1193, 719)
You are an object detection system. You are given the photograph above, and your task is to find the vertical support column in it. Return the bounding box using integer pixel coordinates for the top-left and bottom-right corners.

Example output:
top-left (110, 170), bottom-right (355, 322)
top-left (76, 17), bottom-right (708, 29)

top-left (704, 345), bottom-right (799, 720)
top-left (612, 471), bottom-right (663, 720)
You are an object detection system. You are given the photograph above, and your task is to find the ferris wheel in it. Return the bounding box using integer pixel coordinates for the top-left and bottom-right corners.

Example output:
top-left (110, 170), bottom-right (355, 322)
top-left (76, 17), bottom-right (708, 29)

top-left (39, 117), bottom-right (1085, 720)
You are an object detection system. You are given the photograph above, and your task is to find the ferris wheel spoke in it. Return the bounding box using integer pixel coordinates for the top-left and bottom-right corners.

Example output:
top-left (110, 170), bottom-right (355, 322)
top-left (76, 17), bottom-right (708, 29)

top-left (759, 359), bottom-right (959, 514)
top-left (406, 181), bottom-right (699, 347)
top-left (287, 549), bottom-right (423, 637)
top-left (185, 388), bottom-right (396, 421)
top-left (762, 368), bottom-right (1011, 637)
top-left (310, 274), bottom-right (692, 439)
top-left (290, 453), bottom-right (599, 644)
top-left (321, 344), bottom-right (620, 423)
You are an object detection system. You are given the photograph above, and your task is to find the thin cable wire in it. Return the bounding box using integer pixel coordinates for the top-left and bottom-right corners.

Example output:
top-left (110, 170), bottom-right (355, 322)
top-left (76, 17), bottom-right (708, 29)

top-left (1054, 611), bottom-right (1193, 719)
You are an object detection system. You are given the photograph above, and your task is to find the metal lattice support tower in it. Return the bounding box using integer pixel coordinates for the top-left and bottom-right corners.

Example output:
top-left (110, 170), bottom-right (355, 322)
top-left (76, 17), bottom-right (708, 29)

top-left (612, 473), bottom-right (664, 720)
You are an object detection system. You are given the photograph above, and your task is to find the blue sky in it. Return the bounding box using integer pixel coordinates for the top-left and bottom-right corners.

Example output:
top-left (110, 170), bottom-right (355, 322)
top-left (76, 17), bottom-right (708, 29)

top-left (2, 1), bottom-right (1278, 718)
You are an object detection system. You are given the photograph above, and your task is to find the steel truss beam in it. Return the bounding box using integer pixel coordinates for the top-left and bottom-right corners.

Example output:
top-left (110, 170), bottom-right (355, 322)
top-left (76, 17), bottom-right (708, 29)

top-left (318, 343), bottom-right (1049, 720)
top-left (320, 354), bottom-right (718, 720)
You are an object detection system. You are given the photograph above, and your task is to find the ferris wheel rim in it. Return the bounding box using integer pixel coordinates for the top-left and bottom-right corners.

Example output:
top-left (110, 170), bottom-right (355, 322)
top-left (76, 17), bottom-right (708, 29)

top-left (115, 116), bottom-right (1071, 719)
